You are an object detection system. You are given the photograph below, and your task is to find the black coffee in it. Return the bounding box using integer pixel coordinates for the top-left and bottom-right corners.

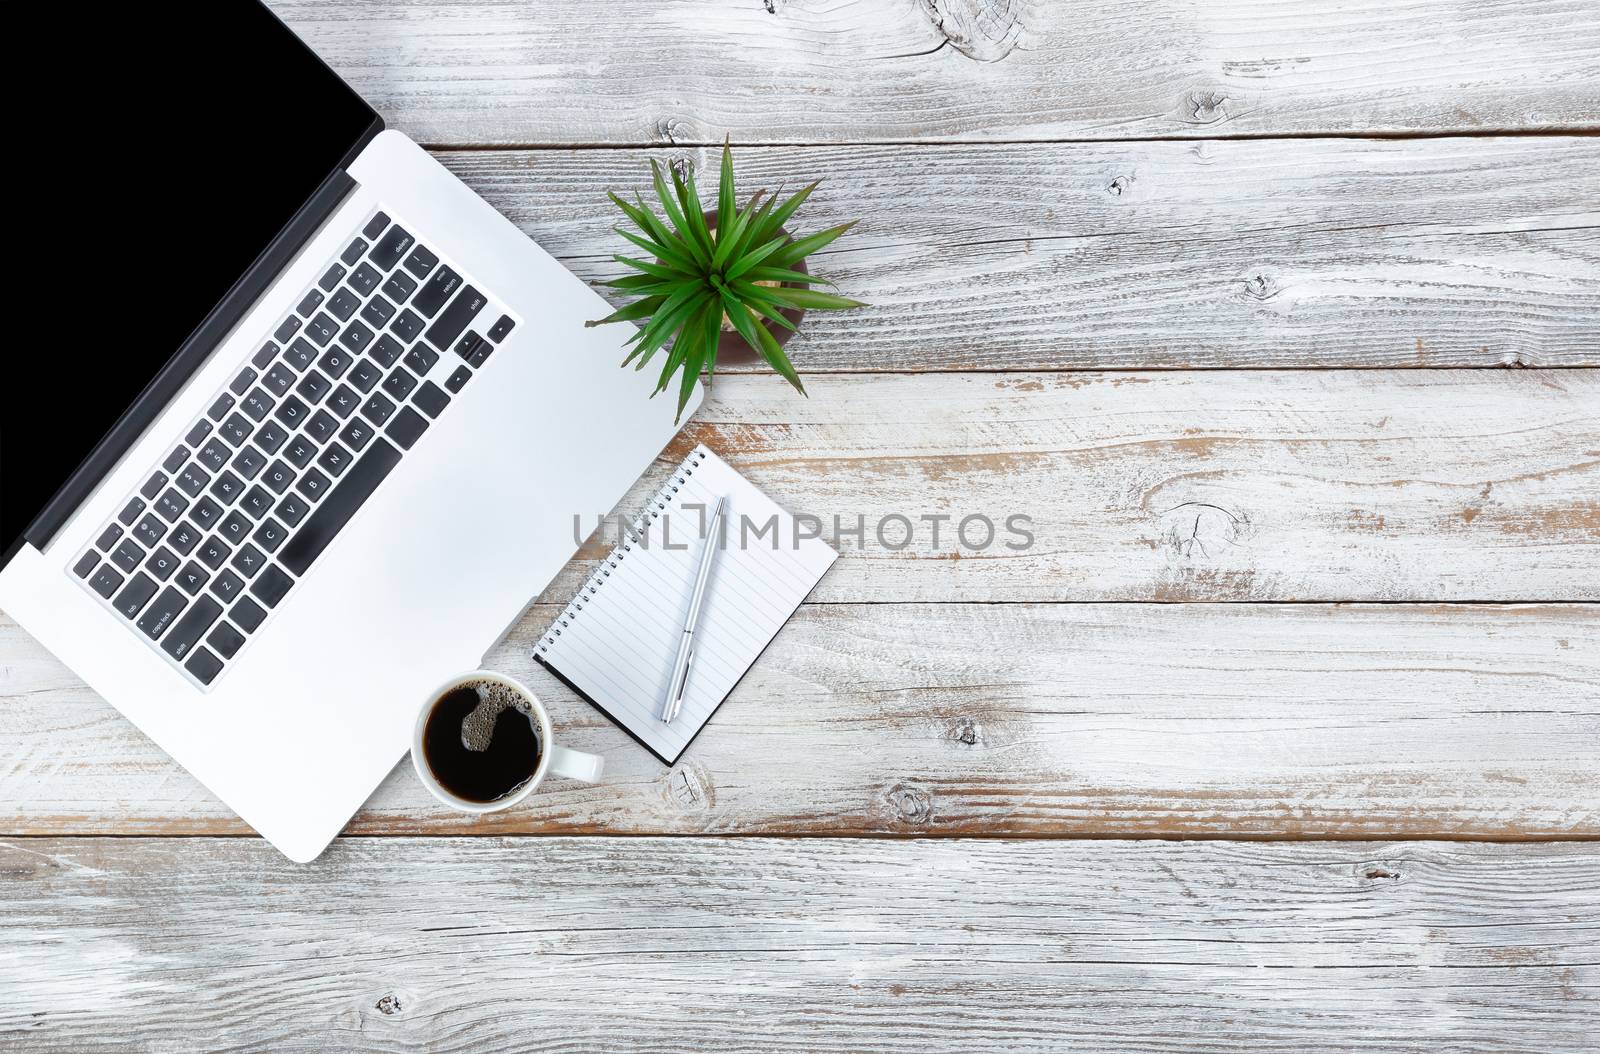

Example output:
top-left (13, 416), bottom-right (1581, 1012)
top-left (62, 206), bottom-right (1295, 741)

top-left (422, 679), bottom-right (543, 803)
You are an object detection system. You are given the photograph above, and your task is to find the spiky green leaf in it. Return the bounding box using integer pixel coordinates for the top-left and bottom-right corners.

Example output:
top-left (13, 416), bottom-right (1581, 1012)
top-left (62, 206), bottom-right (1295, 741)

top-left (716, 139), bottom-right (735, 238)
top-left (765, 222), bottom-right (857, 269)
top-left (586, 294), bottom-right (666, 328)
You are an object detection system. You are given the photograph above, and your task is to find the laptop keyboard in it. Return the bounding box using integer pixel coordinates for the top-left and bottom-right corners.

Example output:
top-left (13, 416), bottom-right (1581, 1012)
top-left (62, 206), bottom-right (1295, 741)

top-left (69, 209), bottom-right (518, 689)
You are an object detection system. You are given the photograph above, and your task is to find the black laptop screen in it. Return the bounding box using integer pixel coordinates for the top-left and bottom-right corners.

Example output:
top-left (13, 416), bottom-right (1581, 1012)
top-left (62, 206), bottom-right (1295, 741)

top-left (1, 2), bottom-right (377, 562)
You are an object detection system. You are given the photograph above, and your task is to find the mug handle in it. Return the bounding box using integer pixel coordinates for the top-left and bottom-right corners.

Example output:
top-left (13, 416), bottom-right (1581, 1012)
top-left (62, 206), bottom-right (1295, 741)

top-left (549, 745), bottom-right (605, 783)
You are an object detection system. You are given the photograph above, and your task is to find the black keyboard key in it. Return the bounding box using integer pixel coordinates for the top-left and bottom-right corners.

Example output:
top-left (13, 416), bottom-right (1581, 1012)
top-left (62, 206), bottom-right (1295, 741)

top-left (391, 308), bottom-right (424, 343)
top-left (175, 464), bottom-right (210, 498)
top-left (488, 314), bottom-right (515, 342)
top-left (305, 312), bottom-right (338, 347)
top-left (317, 442), bottom-right (353, 477)
top-left (340, 319), bottom-right (375, 354)
top-left (197, 537), bottom-right (230, 571)
top-left (412, 381), bottom-right (451, 419)
top-left (328, 287), bottom-right (360, 322)
top-left (190, 496), bottom-right (222, 529)
top-left (405, 344), bottom-right (439, 375)
top-left (319, 347), bottom-right (353, 379)
top-left (114, 573), bottom-right (159, 620)
top-left (382, 367), bottom-right (417, 401)
top-left (325, 385), bottom-right (359, 420)
top-left (318, 263), bottom-right (347, 292)
top-left (363, 212), bottom-right (391, 240)
top-left (280, 439), bottom-right (401, 577)
top-left (348, 358), bottom-right (381, 394)
top-left (385, 406), bottom-right (430, 451)
top-left (444, 365), bottom-right (472, 394)
top-left (95, 523), bottom-right (124, 552)
top-left (185, 647), bottom-right (226, 686)
top-left (212, 570), bottom-right (245, 604)
top-left (220, 413), bottom-right (253, 447)
top-left (209, 471), bottom-right (244, 505)
top-left (369, 225), bottom-right (414, 270)
top-left (132, 514), bottom-right (166, 548)
top-left (231, 543), bottom-right (267, 578)
top-left (175, 561), bottom-right (210, 597)
top-left (73, 550), bottom-right (100, 579)
top-left (136, 586), bottom-right (187, 641)
top-left (241, 388), bottom-right (276, 422)
top-left (140, 472), bottom-right (168, 501)
top-left (284, 338), bottom-right (316, 372)
top-left (275, 494), bottom-right (309, 527)
top-left (349, 263), bottom-right (380, 296)
top-left (452, 329), bottom-right (481, 360)
top-left (382, 271), bottom-right (417, 304)
top-left (341, 238), bottom-right (368, 266)
top-left (250, 566), bottom-right (294, 609)
top-left (296, 467), bottom-right (332, 502)
top-left (254, 421), bottom-right (288, 455)
top-left (118, 497), bottom-right (146, 526)
top-left (296, 288), bottom-right (325, 317)
top-left (362, 298), bottom-right (396, 332)
top-left (145, 546), bottom-right (180, 581)
top-left (425, 285), bottom-right (486, 351)
top-left (263, 460), bottom-right (297, 494)
top-left (250, 343), bottom-right (278, 371)
top-left (156, 489), bottom-right (189, 523)
top-left (241, 486), bottom-right (274, 520)
top-left (232, 446), bottom-right (266, 480)
top-left (368, 334), bottom-right (403, 369)
top-left (168, 521), bottom-right (200, 557)
top-left (361, 391), bottom-right (396, 426)
top-left (339, 418), bottom-right (374, 452)
top-left (207, 623), bottom-right (246, 660)
top-left (413, 265), bottom-right (460, 317)
top-left (185, 420), bottom-right (214, 448)
top-left (274, 394), bottom-right (310, 430)
top-left (254, 518), bottom-right (289, 553)
top-left (197, 438), bottom-right (229, 472)
top-left (273, 316), bottom-right (302, 344)
top-left (89, 563), bottom-right (124, 599)
top-left (218, 511), bottom-right (251, 545)
top-left (283, 436), bottom-right (316, 469)
top-left (110, 538), bottom-right (144, 574)
top-left (163, 447), bottom-right (190, 474)
top-left (163, 596), bottom-right (222, 660)
top-left (231, 597), bottom-right (266, 632)
top-left (296, 371), bottom-right (331, 405)
top-left (466, 338), bottom-right (494, 368)
top-left (404, 245), bottom-right (440, 281)
top-left (207, 393), bottom-right (235, 422)
top-left (230, 368), bottom-right (257, 397)
top-left (262, 363), bottom-right (295, 397)
top-left (307, 410), bottom-right (339, 444)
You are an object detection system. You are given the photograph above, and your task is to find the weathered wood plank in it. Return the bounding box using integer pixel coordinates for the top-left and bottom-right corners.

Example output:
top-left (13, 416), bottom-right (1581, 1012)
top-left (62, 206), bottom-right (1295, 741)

top-left (269, 0), bottom-right (1600, 144)
top-left (3, 838), bottom-right (1596, 1052)
top-left (437, 137), bottom-right (1600, 368)
top-left (3, 603), bottom-right (1594, 838)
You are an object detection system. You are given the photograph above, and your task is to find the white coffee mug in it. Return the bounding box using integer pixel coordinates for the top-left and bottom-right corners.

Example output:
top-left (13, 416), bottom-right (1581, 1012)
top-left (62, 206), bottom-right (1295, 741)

top-left (411, 670), bottom-right (604, 813)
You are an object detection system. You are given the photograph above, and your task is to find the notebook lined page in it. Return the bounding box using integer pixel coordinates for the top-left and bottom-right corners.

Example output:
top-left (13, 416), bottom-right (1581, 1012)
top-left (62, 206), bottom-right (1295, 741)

top-left (536, 446), bottom-right (837, 763)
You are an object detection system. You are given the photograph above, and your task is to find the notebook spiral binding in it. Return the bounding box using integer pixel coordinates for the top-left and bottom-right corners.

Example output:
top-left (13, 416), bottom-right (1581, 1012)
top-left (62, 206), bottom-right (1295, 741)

top-left (536, 446), bottom-right (709, 654)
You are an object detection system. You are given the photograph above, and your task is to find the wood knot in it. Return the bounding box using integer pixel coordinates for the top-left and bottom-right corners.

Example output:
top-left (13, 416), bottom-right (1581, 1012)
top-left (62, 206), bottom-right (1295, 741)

top-left (653, 118), bottom-right (692, 146)
top-left (1364, 867), bottom-right (1401, 881)
top-left (763, 0), bottom-right (776, 11)
top-left (920, 0), bottom-right (1024, 62)
top-left (1160, 502), bottom-right (1246, 561)
top-left (1242, 274), bottom-right (1278, 301)
top-left (948, 717), bottom-right (982, 746)
top-left (664, 763), bottom-right (714, 813)
top-left (1107, 175), bottom-right (1133, 197)
top-left (885, 783), bottom-right (934, 825)
top-left (375, 994), bottom-right (403, 1016)
top-left (1182, 89), bottom-right (1230, 124)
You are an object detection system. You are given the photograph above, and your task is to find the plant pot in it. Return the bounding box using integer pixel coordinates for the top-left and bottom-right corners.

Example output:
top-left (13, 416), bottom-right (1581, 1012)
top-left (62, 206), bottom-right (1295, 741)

top-left (703, 208), bottom-right (806, 366)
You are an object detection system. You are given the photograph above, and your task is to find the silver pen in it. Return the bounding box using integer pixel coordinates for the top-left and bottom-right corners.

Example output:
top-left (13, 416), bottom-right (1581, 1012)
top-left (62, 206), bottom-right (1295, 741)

top-left (660, 495), bottom-right (726, 724)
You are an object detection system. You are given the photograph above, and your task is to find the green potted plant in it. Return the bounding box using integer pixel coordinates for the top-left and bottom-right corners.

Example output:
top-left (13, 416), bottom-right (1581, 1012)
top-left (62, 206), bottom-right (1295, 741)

top-left (587, 142), bottom-right (864, 420)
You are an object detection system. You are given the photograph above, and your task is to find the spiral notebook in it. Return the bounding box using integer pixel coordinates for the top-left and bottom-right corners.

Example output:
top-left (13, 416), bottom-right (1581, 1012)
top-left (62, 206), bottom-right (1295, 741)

top-left (535, 445), bottom-right (838, 765)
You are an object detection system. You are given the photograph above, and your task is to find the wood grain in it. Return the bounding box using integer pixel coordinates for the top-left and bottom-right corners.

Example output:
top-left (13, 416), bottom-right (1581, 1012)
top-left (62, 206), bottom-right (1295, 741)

top-left (268, 0), bottom-right (1600, 145)
top-left (4, 603), bottom-right (1594, 838)
top-left (4, 837), bottom-right (1596, 1052)
top-left (437, 137), bottom-right (1600, 369)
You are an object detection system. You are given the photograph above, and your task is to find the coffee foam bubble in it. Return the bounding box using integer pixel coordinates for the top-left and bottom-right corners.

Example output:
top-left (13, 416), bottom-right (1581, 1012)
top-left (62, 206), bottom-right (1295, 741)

top-left (457, 679), bottom-right (536, 752)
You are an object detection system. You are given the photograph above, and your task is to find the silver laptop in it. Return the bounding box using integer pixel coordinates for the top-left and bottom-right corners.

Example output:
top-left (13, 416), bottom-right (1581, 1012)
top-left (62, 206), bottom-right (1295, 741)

top-left (0, 3), bottom-right (699, 860)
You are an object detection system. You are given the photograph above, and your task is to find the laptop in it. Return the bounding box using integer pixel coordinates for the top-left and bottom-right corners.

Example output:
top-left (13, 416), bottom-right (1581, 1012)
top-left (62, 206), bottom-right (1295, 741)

top-left (0, 3), bottom-right (700, 861)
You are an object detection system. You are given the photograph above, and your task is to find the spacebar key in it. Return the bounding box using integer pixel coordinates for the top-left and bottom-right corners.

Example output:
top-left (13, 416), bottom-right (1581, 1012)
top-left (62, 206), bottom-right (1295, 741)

top-left (280, 439), bottom-right (402, 576)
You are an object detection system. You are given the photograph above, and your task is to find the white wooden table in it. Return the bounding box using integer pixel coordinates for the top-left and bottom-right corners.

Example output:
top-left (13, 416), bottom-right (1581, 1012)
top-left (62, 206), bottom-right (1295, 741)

top-left (4, 2), bottom-right (1597, 1049)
